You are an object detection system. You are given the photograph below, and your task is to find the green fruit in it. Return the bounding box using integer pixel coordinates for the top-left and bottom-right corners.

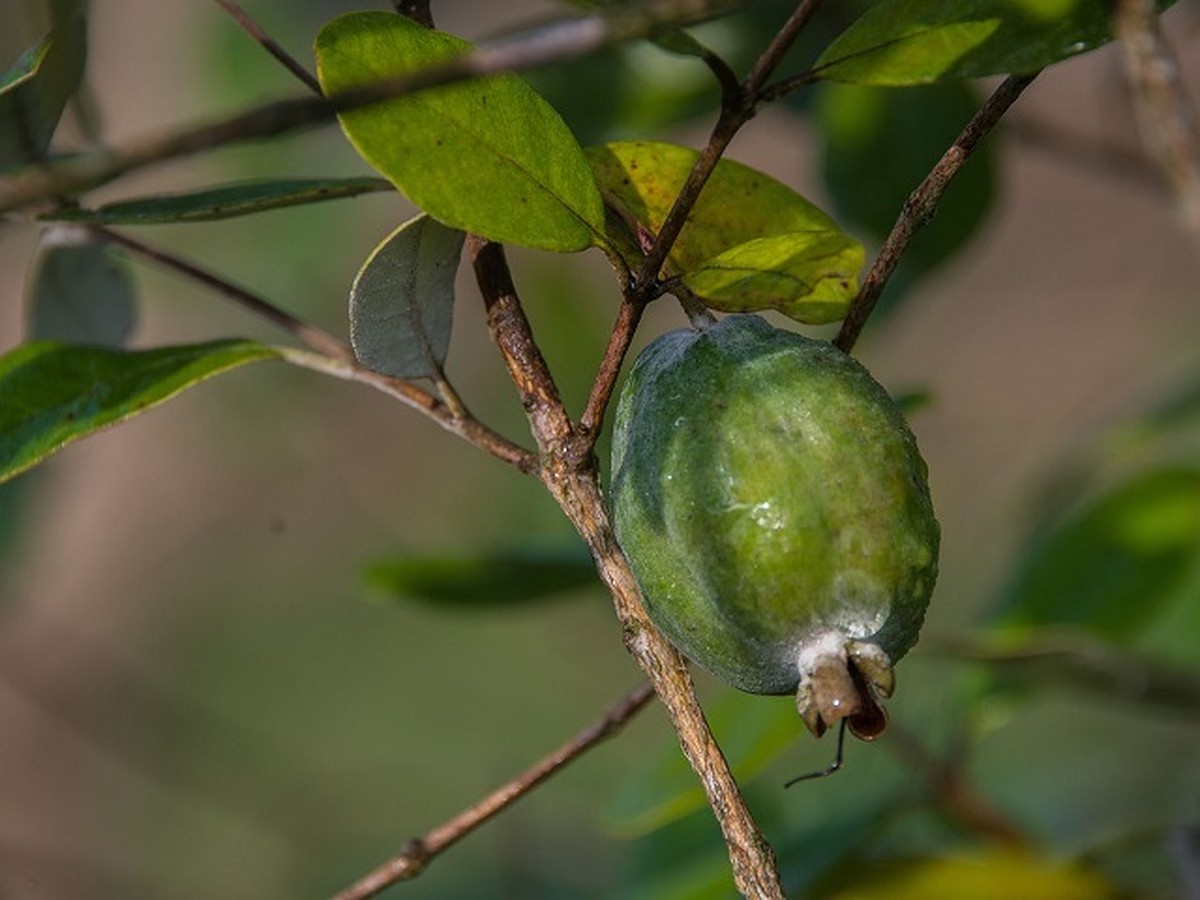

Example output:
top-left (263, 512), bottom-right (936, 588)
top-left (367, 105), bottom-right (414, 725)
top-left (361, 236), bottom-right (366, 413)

top-left (610, 315), bottom-right (938, 739)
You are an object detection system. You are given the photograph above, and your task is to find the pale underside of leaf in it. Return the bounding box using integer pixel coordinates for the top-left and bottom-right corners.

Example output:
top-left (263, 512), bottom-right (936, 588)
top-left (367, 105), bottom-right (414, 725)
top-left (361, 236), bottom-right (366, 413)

top-left (349, 214), bottom-right (464, 380)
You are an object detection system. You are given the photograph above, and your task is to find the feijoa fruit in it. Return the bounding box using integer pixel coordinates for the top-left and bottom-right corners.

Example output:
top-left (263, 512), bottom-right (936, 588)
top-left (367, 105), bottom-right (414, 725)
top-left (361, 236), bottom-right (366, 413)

top-left (610, 315), bottom-right (938, 738)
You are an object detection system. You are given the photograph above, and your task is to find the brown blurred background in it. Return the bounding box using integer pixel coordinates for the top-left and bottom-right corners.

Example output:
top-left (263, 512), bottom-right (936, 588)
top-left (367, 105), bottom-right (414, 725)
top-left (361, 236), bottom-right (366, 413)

top-left (2, 1), bottom-right (1199, 897)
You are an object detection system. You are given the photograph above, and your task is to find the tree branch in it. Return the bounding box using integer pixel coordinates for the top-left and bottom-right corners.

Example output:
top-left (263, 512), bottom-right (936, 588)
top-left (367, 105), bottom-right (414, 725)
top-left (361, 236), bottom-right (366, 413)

top-left (834, 73), bottom-right (1039, 354)
top-left (91, 224), bottom-right (352, 362)
top-left (1115, 0), bottom-right (1200, 252)
top-left (211, 0), bottom-right (323, 94)
top-left (332, 681), bottom-right (656, 900)
top-left (470, 238), bottom-right (785, 899)
top-left (91, 225), bottom-right (536, 472)
top-left (580, 0), bottom-right (823, 448)
top-left (0, 0), bottom-right (734, 215)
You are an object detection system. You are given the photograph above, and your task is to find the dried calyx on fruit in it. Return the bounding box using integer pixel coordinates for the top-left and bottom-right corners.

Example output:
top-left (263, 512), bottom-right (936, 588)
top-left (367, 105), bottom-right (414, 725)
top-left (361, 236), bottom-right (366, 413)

top-left (610, 314), bottom-right (939, 740)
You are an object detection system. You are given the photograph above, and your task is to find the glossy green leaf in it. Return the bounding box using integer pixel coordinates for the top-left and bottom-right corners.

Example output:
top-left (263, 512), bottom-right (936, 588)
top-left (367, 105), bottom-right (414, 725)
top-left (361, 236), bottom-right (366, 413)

top-left (815, 0), bottom-right (1176, 86)
top-left (681, 232), bottom-right (864, 324)
top-left (608, 687), bottom-right (801, 836)
top-left (0, 18), bottom-right (86, 168)
top-left (587, 141), bottom-right (862, 322)
top-left (817, 81), bottom-right (996, 279)
top-left (41, 177), bottom-right (393, 224)
top-left (991, 467), bottom-right (1200, 640)
top-left (315, 12), bottom-right (604, 252)
top-left (816, 852), bottom-right (1121, 899)
top-left (0, 340), bottom-right (278, 485)
top-left (26, 232), bottom-right (137, 347)
top-left (366, 548), bottom-right (598, 607)
top-left (349, 214), bottom-right (464, 380)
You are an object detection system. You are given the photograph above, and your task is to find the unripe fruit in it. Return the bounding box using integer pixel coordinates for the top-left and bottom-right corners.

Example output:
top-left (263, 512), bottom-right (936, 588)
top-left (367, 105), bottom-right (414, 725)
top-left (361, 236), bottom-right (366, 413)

top-left (610, 315), bottom-right (938, 739)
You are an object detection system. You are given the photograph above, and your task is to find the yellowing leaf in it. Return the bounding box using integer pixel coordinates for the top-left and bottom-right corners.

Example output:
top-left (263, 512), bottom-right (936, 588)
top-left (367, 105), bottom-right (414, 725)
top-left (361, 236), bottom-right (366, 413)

top-left (587, 141), bottom-right (862, 323)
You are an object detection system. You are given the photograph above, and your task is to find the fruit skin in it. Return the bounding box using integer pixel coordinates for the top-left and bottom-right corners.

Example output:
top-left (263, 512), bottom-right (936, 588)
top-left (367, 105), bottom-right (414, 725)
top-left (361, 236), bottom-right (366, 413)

top-left (610, 315), bottom-right (938, 735)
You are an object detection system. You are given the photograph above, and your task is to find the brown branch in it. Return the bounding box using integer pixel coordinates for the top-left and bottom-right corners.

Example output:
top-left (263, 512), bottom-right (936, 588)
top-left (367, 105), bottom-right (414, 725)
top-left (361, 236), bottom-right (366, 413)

top-left (92, 225), bottom-right (536, 472)
top-left (633, 0), bottom-right (823, 293)
top-left (834, 73), bottom-right (1039, 354)
top-left (470, 238), bottom-right (785, 899)
top-left (211, 0), bottom-right (323, 94)
top-left (581, 1), bottom-right (823, 448)
top-left (91, 224), bottom-right (353, 362)
top-left (0, 0), bottom-right (735, 214)
top-left (332, 681), bottom-right (656, 900)
top-left (883, 719), bottom-right (1031, 850)
top-left (1115, 0), bottom-right (1200, 251)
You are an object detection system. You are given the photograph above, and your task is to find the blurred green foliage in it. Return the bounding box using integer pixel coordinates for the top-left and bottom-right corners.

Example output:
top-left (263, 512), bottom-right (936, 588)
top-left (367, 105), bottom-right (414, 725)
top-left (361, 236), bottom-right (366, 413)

top-left (1, 1), bottom-right (1197, 898)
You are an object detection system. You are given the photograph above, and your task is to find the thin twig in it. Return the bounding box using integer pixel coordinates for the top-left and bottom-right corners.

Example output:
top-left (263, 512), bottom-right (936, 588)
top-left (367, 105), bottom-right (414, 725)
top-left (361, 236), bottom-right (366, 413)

top-left (211, 0), bottom-right (323, 94)
top-left (581, 0), bottom-right (823, 447)
top-left (278, 349), bottom-right (536, 473)
top-left (633, 0), bottom-right (823, 293)
top-left (834, 73), bottom-right (1039, 354)
top-left (578, 295), bottom-right (648, 438)
top-left (0, 0), bottom-right (733, 214)
top-left (1115, 0), bottom-right (1200, 251)
top-left (470, 239), bottom-right (785, 899)
top-left (883, 719), bottom-right (1031, 850)
top-left (332, 681), bottom-right (655, 900)
top-left (90, 224), bottom-right (353, 362)
top-left (393, 0), bottom-right (434, 29)
top-left (88, 225), bottom-right (535, 471)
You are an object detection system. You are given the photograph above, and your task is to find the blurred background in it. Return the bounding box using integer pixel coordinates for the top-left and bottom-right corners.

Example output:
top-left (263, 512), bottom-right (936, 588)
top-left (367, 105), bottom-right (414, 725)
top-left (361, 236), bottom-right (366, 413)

top-left (2, 1), bottom-right (1200, 897)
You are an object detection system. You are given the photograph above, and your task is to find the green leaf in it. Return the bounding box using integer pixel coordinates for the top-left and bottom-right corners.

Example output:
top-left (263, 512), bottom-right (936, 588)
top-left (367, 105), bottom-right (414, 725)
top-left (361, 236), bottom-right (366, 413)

top-left (365, 548), bottom-right (598, 607)
top-left (608, 687), bottom-right (802, 836)
top-left (349, 214), bottom-right (464, 380)
top-left (991, 466), bottom-right (1200, 641)
top-left (680, 232), bottom-right (864, 324)
top-left (0, 18), bottom-right (87, 168)
top-left (315, 12), bottom-right (605, 252)
top-left (26, 232), bottom-right (137, 347)
top-left (817, 81), bottom-right (996, 278)
top-left (814, 0), bottom-right (1177, 86)
top-left (0, 340), bottom-right (278, 485)
top-left (586, 141), bottom-right (862, 323)
top-left (40, 177), bottom-right (393, 224)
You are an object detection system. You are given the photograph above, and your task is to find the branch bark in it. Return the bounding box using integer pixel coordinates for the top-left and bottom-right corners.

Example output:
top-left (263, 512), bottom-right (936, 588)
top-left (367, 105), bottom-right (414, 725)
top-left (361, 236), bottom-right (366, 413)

top-left (0, 0), bottom-right (735, 215)
top-left (834, 73), bottom-right (1039, 354)
top-left (332, 682), bottom-right (656, 900)
top-left (470, 238), bottom-right (785, 898)
top-left (1115, 0), bottom-right (1200, 252)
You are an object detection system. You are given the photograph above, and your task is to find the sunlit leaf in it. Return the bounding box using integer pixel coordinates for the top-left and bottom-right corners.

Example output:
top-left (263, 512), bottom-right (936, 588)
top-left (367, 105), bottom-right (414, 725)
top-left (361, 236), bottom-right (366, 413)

top-left (991, 466), bottom-right (1200, 641)
top-left (817, 81), bottom-right (996, 281)
top-left (587, 141), bottom-right (862, 322)
top-left (26, 231), bottom-right (136, 347)
top-left (0, 17), bottom-right (86, 168)
top-left (680, 232), bottom-right (864, 324)
top-left (0, 340), bottom-right (278, 485)
top-left (349, 214), bottom-right (464, 380)
top-left (815, 0), bottom-right (1177, 86)
top-left (366, 548), bottom-right (598, 607)
top-left (315, 11), bottom-right (605, 252)
top-left (42, 177), bottom-right (393, 224)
